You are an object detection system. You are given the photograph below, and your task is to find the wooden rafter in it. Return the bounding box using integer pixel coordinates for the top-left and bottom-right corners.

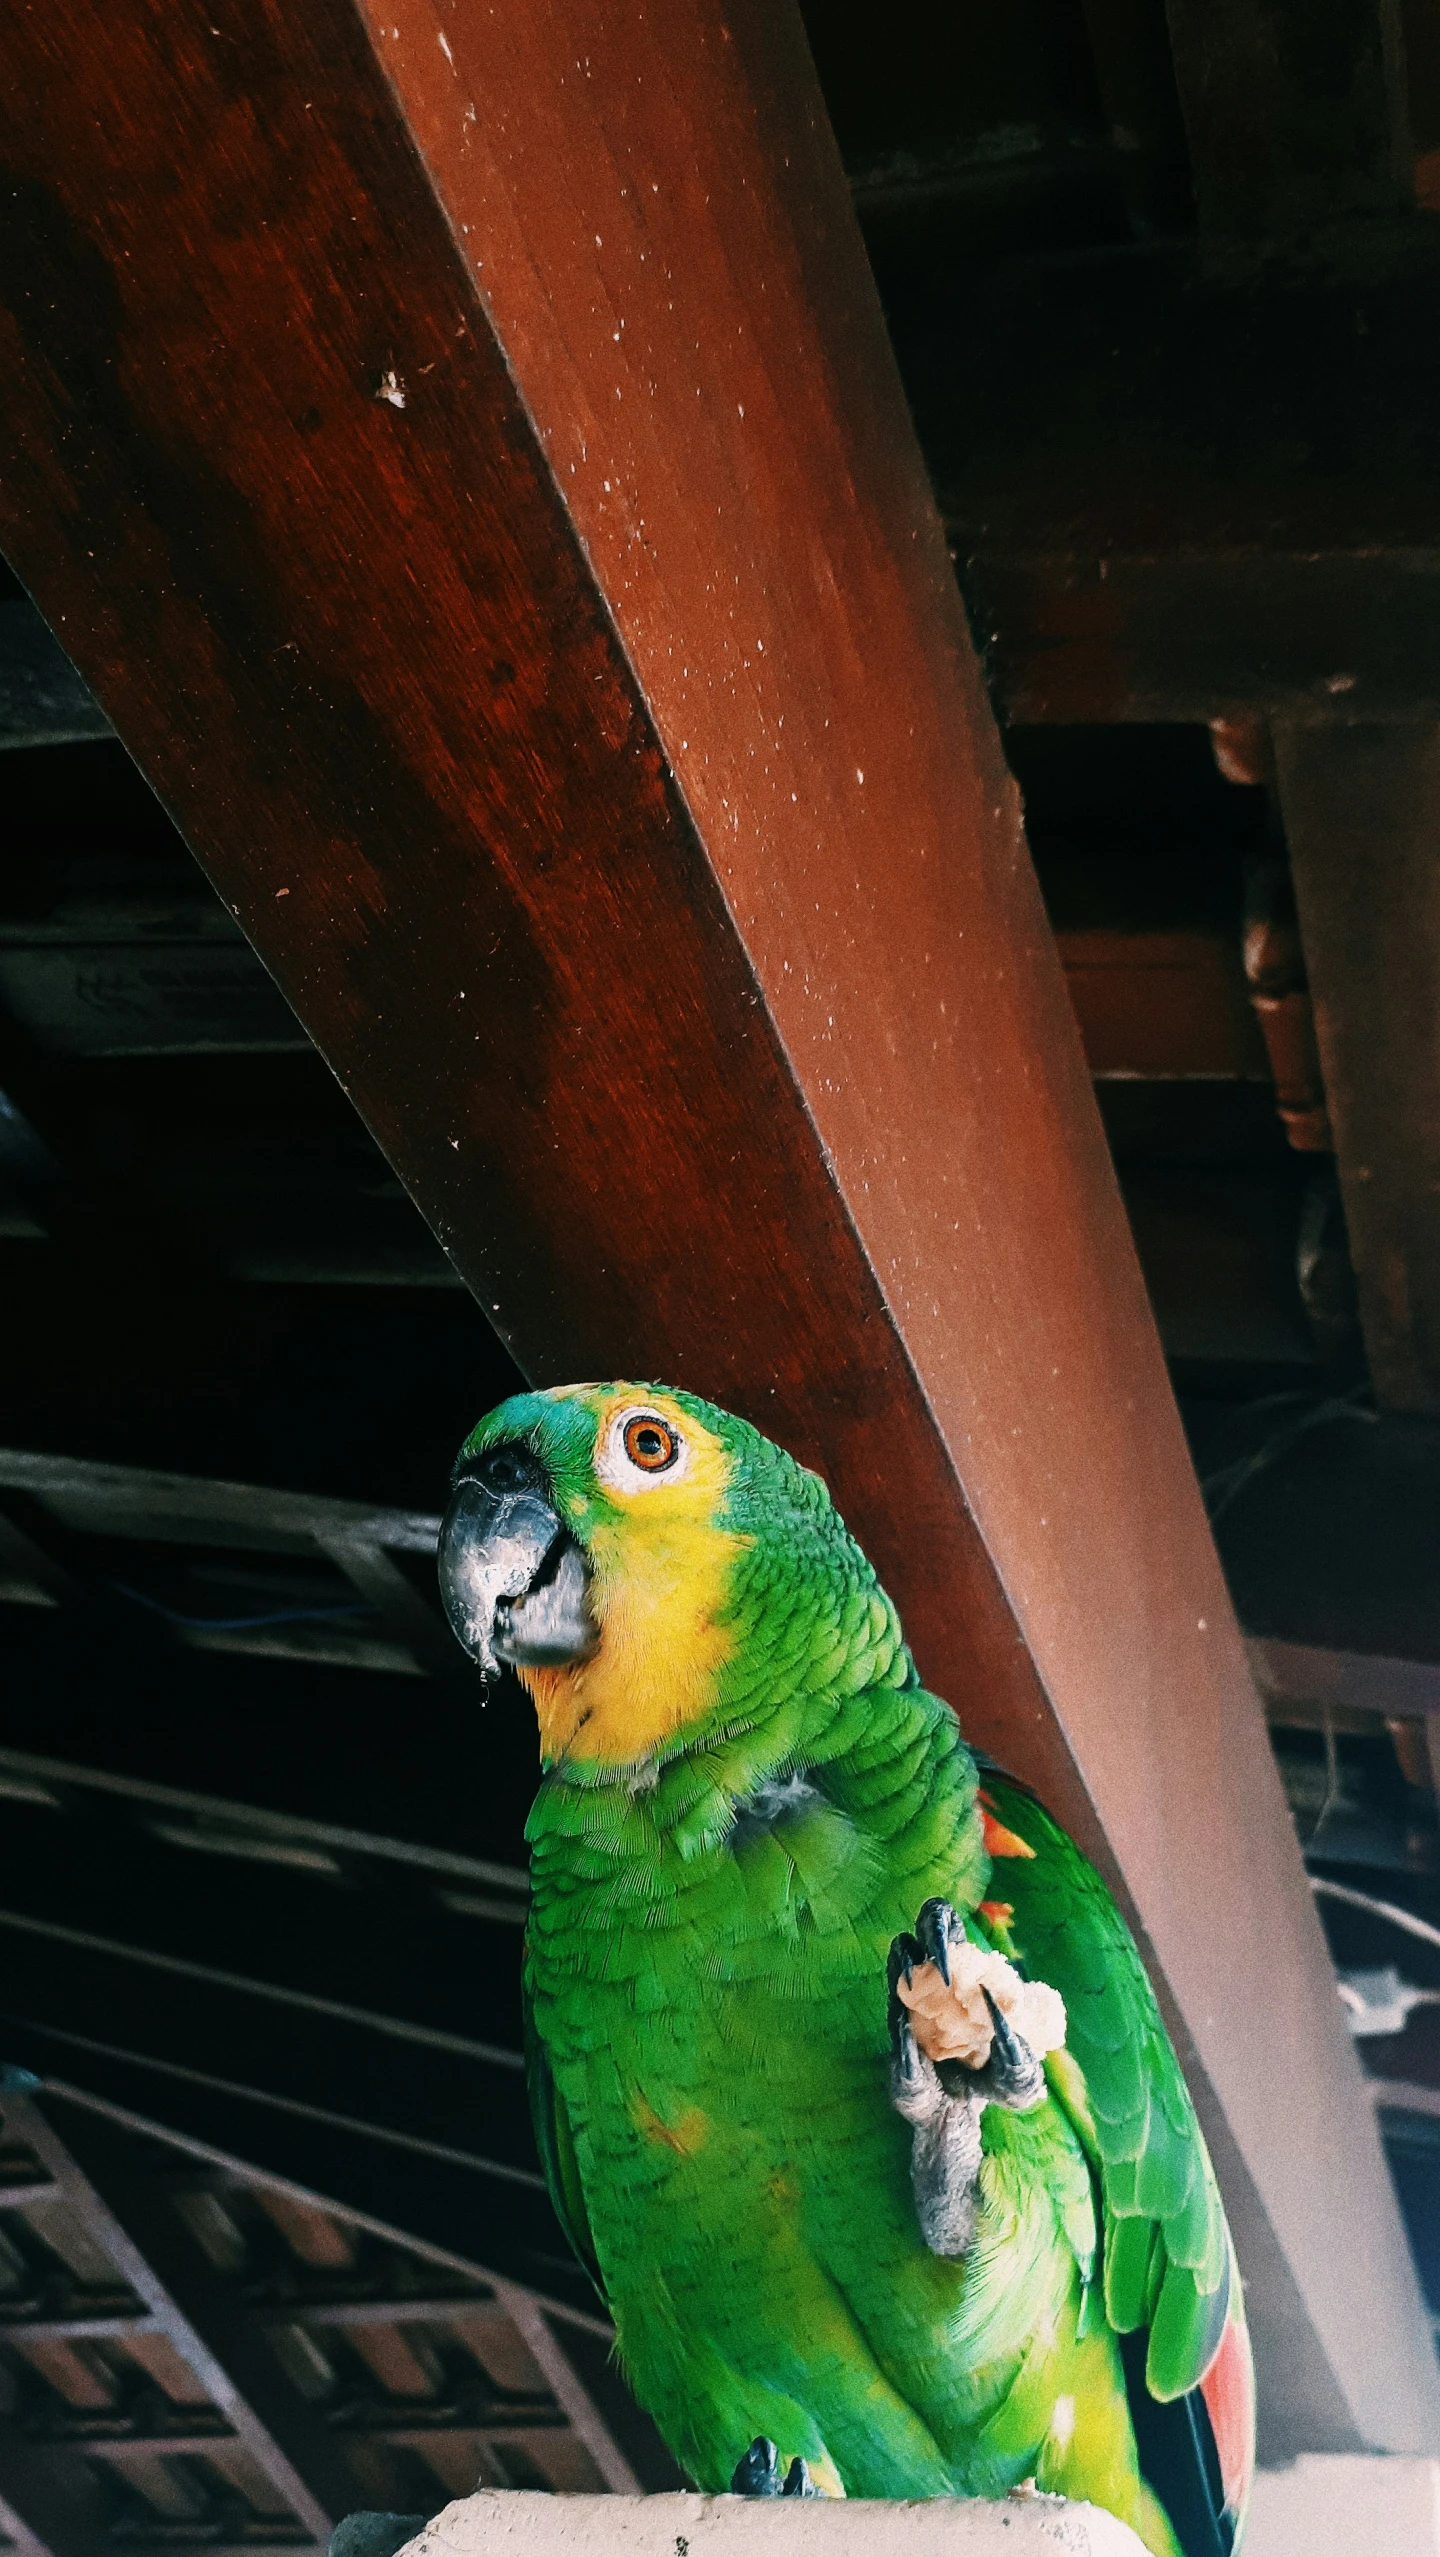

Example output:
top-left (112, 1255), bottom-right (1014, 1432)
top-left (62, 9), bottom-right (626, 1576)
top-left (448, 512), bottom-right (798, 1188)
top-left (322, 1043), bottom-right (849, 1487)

top-left (0, 2089), bottom-right (659, 2553)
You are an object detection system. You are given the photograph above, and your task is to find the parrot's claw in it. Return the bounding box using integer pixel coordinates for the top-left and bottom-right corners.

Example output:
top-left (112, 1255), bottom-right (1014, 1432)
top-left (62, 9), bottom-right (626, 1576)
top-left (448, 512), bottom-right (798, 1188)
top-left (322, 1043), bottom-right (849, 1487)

top-left (886, 1933), bottom-right (920, 2049)
top-left (732, 2438), bottom-right (781, 2496)
top-left (730, 2439), bottom-right (816, 2498)
top-left (889, 2012), bottom-right (933, 2118)
top-left (939, 1987), bottom-right (1046, 2112)
top-left (914, 1896), bottom-right (966, 1985)
top-left (886, 1905), bottom-right (1044, 2261)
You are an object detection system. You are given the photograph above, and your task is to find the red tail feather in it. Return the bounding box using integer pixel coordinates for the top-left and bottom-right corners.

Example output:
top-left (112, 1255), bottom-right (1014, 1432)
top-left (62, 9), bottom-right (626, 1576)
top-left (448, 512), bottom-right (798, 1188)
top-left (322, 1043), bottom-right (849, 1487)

top-left (1200, 2314), bottom-right (1255, 2521)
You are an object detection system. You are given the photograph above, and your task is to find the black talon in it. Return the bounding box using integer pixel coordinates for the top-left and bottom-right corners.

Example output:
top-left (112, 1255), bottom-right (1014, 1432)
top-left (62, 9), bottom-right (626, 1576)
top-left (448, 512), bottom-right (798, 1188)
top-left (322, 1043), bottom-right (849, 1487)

top-left (981, 1986), bottom-right (1032, 2088)
top-left (915, 1896), bottom-right (964, 1986)
top-left (984, 1988), bottom-right (1017, 2056)
top-left (782, 2458), bottom-right (817, 2497)
top-left (886, 1932), bottom-right (922, 2056)
top-left (938, 1988), bottom-right (1045, 2110)
top-left (732, 2437), bottom-right (781, 2496)
top-left (887, 1933), bottom-right (919, 1992)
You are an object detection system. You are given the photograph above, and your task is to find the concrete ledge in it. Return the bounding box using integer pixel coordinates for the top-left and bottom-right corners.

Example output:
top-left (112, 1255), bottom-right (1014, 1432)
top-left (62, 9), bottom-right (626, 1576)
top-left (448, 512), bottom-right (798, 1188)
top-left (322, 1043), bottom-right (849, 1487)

top-left (387, 2490), bottom-right (1148, 2557)
top-left (337, 2455), bottom-right (1440, 2557)
top-left (1244, 2454), bottom-right (1440, 2555)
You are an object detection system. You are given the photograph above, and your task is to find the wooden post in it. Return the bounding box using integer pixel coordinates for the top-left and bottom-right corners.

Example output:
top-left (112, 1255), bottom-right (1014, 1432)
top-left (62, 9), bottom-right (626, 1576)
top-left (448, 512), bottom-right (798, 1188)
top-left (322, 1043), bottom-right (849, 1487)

top-left (1163, 0), bottom-right (1412, 234)
top-left (1274, 723), bottom-right (1440, 1414)
top-left (0, 0), bottom-right (1433, 2458)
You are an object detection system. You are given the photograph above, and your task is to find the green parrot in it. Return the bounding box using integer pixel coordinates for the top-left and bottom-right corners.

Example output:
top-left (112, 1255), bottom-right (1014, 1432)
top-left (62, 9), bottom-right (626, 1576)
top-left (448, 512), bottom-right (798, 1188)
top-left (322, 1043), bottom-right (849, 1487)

top-left (438, 1383), bottom-right (1254, 2556)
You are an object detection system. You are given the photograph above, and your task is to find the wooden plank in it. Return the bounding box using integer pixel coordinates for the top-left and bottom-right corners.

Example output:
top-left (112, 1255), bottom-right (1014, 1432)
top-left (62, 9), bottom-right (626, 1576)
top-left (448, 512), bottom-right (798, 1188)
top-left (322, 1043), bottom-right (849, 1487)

top-left (904, 239), bottom-right (1440, 559)
top-left (1163, 0), bottom-right (1411, 235)
top-left (2, 2041), bottom-right (592, 2320)
top-left (1056, 925), bottom-right (1270, 1079)
top-left (1273, 725), bottom-right (1440, 1413)
top-left (1373, 2081), bottom-right (1440, 2120)
top-left (892, 238), bottom-right (1440, 721)
top-left (1249, 1638), bottom-right (1440, 1723)
top-left (272, 2297), bottom-right (501, 2329)
top-left (0, 0), bottom-right (1431, 2462)
top-left (0, 1743), bottom-right (530, 1896)
top-left (0, 1904), bottom-right (524, 2073)
top-left (0, 2441), bottom-right (93, 2557)
top-left (0, 2489), bottom-right (54, 2557)
top-left (962, 549), bottom-right (1440, 725)
top-left (0, 1513), bottom-right (86, 1617)
top-left (0, 900), bottom-right (308, 1059)
top-left (0, 601), bottom-right (109, 752)
top-left (0, 1449), bottom-right (441, 1556)
top-left (310, 1533), bottom-right (467, 1686)
top-left (0, 1608), bottom-right (540, 1876)
top-left (0, 2316), bottom-right (156, 2342)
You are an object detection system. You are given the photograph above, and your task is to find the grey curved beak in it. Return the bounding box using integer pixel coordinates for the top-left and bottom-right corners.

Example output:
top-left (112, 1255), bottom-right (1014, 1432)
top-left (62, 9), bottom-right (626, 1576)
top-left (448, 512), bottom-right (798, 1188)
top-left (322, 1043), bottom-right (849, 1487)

top-left (438, 1447), bottom-right (599, 1677)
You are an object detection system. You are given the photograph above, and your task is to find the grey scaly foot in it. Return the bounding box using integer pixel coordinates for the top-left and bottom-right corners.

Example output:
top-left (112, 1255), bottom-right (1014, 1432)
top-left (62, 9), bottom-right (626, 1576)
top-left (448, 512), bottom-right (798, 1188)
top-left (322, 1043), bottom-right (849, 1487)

top-left (730, 2439), bottom-right (817, 2497)
top-left (732, 2438), bottom-right (781, 2496)
top-left (887, 1898), bottom-right (1045, 2260)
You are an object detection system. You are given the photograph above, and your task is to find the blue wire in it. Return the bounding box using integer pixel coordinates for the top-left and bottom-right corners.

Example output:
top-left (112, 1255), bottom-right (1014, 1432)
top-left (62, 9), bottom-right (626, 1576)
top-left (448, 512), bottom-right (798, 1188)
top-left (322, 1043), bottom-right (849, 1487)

top-left (114, 1584), bottom-right (375, 1633)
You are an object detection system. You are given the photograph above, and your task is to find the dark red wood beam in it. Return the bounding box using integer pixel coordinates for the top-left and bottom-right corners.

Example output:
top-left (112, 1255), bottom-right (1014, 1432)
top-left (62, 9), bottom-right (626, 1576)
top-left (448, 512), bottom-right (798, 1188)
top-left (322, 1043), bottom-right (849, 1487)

top-left (0, 0), bottom-right (1432, 2458)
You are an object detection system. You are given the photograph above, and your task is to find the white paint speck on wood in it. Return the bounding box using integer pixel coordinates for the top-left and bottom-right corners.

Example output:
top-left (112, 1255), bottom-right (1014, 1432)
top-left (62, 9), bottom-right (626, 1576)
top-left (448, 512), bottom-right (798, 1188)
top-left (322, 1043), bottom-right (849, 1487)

top-left (395, 2489), bottom-right (1149, 2557)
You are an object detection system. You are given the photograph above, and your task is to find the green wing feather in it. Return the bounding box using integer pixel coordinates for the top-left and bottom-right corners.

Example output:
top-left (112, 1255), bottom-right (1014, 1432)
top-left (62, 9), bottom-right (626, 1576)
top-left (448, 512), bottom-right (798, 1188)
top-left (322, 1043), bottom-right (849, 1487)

top-left (523, 1964), bottom-right (607, 2301)
top-left (978, 1773), bottom-right (1231, 2402)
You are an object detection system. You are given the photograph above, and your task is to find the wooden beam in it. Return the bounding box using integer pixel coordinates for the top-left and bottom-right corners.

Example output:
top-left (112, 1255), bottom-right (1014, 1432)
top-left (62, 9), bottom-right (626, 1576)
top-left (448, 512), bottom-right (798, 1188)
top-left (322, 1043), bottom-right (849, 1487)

top-left (0, 1605), bottom-right (542, 1876)
top-left (1163, 0), bottom-right (1412, 235)
top-left (0, 0), bottom-right (1432, 2460)
top-left (1273, 725), bottom-right (1440, 1413)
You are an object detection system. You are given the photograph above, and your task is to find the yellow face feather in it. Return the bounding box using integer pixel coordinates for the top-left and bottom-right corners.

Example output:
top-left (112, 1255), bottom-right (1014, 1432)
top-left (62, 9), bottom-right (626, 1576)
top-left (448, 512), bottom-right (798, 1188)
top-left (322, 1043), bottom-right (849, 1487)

top-left (518, 1389), bottom-right (751, 1767)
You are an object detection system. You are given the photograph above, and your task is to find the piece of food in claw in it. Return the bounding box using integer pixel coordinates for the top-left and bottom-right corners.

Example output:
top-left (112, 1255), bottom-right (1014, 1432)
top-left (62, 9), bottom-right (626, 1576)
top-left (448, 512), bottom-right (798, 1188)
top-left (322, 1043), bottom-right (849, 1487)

top-left (897, 1942), bottom-right (1067, 2069)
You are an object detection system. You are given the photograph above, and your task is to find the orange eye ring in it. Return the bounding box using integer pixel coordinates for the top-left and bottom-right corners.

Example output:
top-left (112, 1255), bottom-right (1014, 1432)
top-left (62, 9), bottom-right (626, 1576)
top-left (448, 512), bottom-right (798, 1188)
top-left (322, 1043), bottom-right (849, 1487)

top-left (623, 1414), bottom-right (679, 1473)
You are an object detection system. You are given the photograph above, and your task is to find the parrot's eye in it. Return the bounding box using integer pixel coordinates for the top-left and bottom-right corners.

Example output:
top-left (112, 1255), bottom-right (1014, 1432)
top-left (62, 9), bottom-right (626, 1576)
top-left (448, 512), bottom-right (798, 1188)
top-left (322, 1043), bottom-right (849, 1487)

top-left (598, 1405), bottom-right (690, 1492)
top-left (624, 1416), bottom-right (677, 1472)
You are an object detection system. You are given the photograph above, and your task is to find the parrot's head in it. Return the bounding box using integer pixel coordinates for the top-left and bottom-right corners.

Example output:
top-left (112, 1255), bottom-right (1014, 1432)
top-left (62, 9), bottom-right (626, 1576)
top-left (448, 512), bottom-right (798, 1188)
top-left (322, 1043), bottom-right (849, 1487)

top-left (438, 1383), bottom-right (905, 1770)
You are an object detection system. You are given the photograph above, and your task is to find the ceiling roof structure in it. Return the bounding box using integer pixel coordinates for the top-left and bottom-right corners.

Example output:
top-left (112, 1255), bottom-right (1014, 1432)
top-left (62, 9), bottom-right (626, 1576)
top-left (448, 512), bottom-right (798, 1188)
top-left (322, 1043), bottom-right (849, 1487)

top-left (4, 0), bottom-right (1440, 2544)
